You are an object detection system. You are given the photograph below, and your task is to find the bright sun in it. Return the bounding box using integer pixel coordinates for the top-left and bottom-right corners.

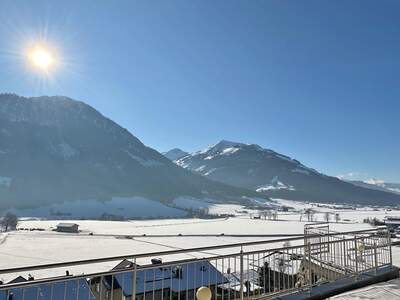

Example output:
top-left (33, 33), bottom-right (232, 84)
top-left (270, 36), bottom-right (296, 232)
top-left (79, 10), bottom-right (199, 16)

top-left (29, 47), bottom-right (54, 70)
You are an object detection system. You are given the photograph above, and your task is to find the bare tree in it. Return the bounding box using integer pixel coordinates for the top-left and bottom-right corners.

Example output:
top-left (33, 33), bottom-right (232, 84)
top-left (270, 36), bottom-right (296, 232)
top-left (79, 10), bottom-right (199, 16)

top-left (261, 211), bottom-right (267, 220)
top-left (272, 211), bottom-right (278, 220)
top-left (324, 212), bottom-right (330, 223)
top-left (304, 209), bottom-right (315, 222)
top-left (1, 212), bottom-right (18, 232)
top-left (309, 211), bottom-right (315, 222)
top-left (334, 213), bottom-right (340, 223)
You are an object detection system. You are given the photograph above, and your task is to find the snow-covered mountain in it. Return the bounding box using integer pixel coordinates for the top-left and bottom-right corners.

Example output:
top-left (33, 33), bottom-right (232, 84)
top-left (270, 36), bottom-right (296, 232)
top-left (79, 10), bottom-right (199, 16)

top-left (163, 148), bottom-right (189, 161)
top-left (175, 140), bottom-right (400, 206)
top-left (350, 179), bottom-right (400, 195)
top-left (0, 94), bottom-right (267, 211)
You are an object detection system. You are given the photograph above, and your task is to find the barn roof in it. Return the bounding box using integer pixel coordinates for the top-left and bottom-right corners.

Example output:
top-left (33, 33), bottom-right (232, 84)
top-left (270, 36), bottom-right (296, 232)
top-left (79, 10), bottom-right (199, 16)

top-left (57, 223), bottom-right (79, 228)
top-left (0, 279), bottom-right (95, 300)
top-left (106, 260), bottom-right (227, 296)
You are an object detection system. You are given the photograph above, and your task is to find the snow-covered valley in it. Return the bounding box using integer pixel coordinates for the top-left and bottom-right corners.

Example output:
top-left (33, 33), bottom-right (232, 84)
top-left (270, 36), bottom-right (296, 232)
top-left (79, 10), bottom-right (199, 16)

top-left (1, 200), bottom-right (400, 283)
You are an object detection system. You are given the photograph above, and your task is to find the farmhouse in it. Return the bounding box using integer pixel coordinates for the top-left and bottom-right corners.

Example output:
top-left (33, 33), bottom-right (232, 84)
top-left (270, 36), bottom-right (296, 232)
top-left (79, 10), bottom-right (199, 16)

top-left (56, 222), bottom-right (79, 233)
top-left (91, 259), bottom-right (227, 300)
top-left (384, 216), bottom-right (400, 228)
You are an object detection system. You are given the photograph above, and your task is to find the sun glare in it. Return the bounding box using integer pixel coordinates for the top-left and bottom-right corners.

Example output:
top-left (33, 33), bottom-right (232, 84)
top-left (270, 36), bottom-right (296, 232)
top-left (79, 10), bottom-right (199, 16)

top-left (29, 46), bottom-right (54, 70)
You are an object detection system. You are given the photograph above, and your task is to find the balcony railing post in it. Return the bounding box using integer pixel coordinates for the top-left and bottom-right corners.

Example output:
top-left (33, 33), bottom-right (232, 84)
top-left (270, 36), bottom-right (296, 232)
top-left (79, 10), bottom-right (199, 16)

top-left (343, 236), bottom-right (347, 274)
top-left (240, 246), bottom-right (244, 300)
top-left (374, 242), bottom-right (378, 275)
top-left (307, 242), bottom-right (312, 294)
top-left (76, 279), bottom-right (80, 300)
top-left (353, 236), bottom-right (358, 281)
top-left (388, 230), bottom-right (393, 266)
top-left (99, 276), bottom-right (104, 300)
top-left (132, 258), bottom-right (137, 300)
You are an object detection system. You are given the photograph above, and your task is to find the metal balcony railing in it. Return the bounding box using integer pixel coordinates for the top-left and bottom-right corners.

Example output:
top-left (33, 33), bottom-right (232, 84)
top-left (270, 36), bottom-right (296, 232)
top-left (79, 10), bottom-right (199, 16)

top-left (0, 227), bottom-right (392, 300)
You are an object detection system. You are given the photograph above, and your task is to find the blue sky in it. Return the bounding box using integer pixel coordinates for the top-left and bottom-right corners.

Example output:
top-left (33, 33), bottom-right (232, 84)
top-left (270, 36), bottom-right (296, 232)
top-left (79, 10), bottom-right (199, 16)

top-left (0, 1), bottom-right (399, 182)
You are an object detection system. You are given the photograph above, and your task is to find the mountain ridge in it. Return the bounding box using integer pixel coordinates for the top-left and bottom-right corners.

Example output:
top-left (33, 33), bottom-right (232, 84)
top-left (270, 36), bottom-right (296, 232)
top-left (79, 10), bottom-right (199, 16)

top-left (349, 180), bottom-right (400, 195)
top-left (0, 94), bottom-right (268, 211)
top-left (174, 140), bottom-right (400, 206)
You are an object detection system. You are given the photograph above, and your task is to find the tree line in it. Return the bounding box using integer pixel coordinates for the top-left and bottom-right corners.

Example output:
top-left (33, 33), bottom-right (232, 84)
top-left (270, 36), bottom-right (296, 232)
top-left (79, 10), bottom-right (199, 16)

top-left (0, 212), bottom-right (18, 232)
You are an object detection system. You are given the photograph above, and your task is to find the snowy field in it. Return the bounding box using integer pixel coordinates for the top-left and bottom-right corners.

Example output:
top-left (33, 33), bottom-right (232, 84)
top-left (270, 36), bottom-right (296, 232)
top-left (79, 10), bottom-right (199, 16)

top-left (1, 199), bottom-right (399, 282)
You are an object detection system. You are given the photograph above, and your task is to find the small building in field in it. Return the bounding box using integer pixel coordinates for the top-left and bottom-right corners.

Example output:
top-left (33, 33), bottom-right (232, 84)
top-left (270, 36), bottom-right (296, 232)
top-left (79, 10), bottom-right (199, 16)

top-left (384, 217), bottom-right (400, 228)
top-left (56, 223), bottom-right (79, 233)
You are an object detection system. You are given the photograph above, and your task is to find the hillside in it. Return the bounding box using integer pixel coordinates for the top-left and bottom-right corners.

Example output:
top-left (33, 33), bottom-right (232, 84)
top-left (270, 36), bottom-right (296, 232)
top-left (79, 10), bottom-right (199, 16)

top-left (0, 94), bottom-right (267, 211)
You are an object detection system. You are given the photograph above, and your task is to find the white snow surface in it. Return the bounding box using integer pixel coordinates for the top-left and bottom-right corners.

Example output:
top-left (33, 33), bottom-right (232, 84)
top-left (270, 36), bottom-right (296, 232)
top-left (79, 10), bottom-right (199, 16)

top-left (221, 147), bottom-right (240, 155)
top-left (175, 159), bottom-right (191, 168)
top-left (195, 165), bottom-right (206, 172)
top-left (1, 200), bottom-right (400, 283)
top-left (204, 168), bottom-right (217, 176)
top-left (388, 187), bottom-right (400, 194)
top-left (123, 149), bottom-right (164, 167)
top-left (332, 277), bottom-right (400, 299)
top-left (256, 176), bottom-right (295, 192)
top-left (365, 178), bottom-right (386, 185)
top-left (181, 141), bottom-right (243, 163)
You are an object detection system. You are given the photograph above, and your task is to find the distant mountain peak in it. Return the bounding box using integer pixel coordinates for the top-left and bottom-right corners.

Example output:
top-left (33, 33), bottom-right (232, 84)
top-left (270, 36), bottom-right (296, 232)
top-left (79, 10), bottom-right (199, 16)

top-left (174, 140), bottom-right (400, 206)
top-left (193, 140), bottom-right (245, 156)
top-left (162, 148), bottom-right (189, 161)
top-left (214, 140), bottom-right (246, 149)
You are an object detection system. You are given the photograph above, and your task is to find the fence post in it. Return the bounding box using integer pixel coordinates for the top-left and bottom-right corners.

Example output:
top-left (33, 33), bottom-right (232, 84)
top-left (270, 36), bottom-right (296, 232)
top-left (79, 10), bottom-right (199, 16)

top-left (240, 247), bottom-right (244, 300)
top-left (354, 236), bottom-right (358, 281)
top-left (387, 230), bottom-right (392, 266)
top-left (99, 276), bottom-right (104, 300)
top-left (307, 242), bottom-right (312, 294)
top-left (343, 236), bottom-right (347, 274)
top-left (132, 258), bottom-right (137, 300)
top-left (374, 242), bottom-right (378, 275)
